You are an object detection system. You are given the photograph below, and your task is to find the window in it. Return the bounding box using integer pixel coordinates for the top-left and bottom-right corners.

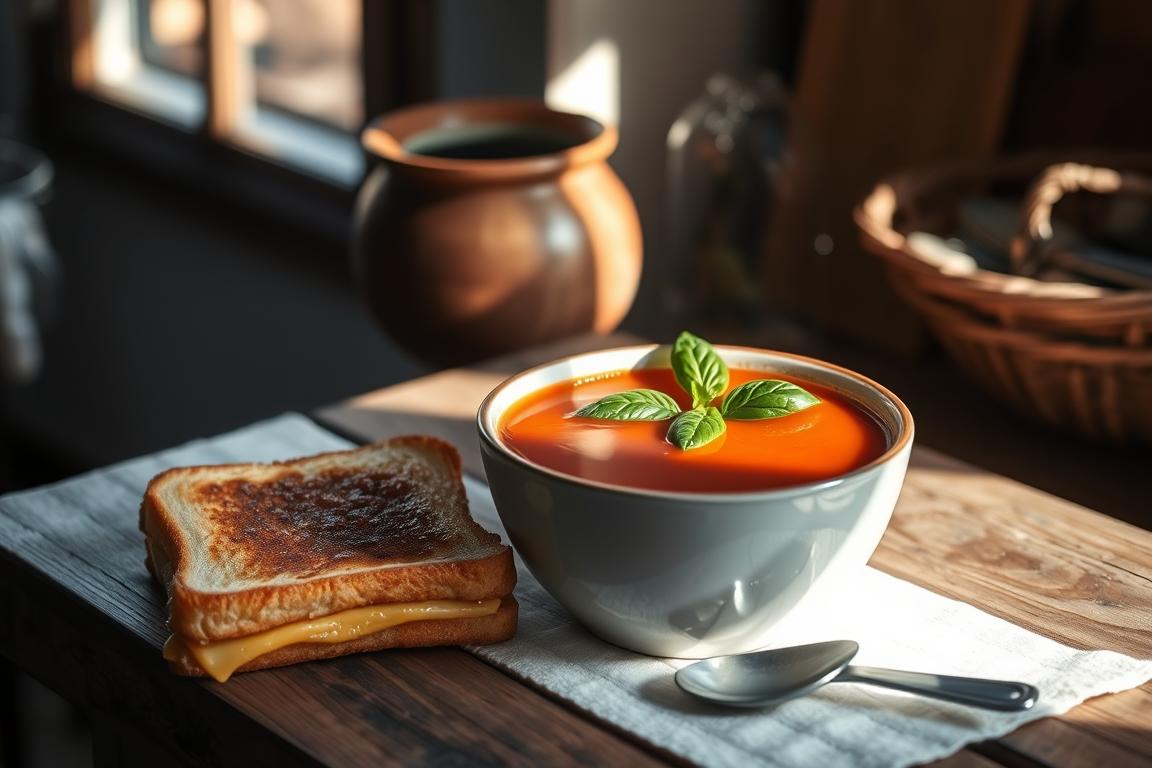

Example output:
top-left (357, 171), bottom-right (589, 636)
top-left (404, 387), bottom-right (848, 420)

top-left (78, 0), bottom-right (207, 129)
top-left (71, 0), bottom-right (366, 186)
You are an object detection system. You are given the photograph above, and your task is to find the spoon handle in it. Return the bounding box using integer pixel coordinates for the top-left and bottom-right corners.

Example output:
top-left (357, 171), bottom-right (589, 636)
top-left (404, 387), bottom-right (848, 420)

top-left (838, 665), bottom-right (1039, 711)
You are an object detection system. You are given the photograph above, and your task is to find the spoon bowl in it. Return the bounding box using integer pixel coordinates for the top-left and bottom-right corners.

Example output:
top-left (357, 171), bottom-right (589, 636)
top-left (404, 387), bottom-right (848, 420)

top-left (676, 640), bottom-right (1039, 711)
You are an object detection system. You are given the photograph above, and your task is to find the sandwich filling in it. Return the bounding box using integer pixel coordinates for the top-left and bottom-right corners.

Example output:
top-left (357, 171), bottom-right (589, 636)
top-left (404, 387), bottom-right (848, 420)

top-left (164, 598), bottom-right (501, 682)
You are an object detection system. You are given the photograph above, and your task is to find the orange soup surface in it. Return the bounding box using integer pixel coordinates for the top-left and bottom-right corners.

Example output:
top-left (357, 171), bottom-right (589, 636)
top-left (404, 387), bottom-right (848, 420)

top-left (499, 368), bottom-right (888, 493)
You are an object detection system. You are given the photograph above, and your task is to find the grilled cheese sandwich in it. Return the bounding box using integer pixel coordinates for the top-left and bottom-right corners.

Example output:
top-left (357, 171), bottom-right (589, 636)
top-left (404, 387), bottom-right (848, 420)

top-left (140, 436), bottom-right (517, 680)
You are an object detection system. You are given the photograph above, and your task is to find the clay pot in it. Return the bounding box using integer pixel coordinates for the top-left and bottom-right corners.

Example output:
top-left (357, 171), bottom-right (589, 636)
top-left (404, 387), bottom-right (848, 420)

top-left (353, 99), bottom-right (642, 366)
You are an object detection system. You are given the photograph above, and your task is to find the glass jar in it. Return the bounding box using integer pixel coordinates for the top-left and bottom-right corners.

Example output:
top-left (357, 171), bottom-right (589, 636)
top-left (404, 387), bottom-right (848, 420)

top-left (665, 73), bottom-right (788, 329)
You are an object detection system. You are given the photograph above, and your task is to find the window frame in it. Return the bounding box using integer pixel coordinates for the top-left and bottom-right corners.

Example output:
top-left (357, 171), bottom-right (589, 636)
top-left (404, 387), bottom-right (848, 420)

top-left (58, 0), bottom-right (437, 241)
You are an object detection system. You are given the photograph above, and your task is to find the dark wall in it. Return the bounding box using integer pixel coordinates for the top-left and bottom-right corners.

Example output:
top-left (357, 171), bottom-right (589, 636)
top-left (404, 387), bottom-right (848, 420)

top-left (1003, 0), bottom-right (1152, 151)
top-left (0, 0), bottom-right (25, 137)
top-left (437, 0), bottom-right (547, 99)
top-left (2, 147), bottom-right (427, 478)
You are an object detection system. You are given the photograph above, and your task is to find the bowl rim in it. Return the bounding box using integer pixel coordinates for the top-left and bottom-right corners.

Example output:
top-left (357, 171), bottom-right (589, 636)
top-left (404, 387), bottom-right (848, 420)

top-left (477, 343), bottom-right (915, 503)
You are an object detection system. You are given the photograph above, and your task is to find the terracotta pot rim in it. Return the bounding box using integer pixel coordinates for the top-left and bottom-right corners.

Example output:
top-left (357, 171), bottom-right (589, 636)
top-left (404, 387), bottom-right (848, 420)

top-left (361, 98), bottom-right (617, 179)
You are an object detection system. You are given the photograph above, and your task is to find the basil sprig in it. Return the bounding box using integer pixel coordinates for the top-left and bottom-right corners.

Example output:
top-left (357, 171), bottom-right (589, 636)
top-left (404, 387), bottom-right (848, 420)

top-left (569, 331), bottom-right (821, 451)
top-left (672, 331), bottom-right (729, 409)
top-left (575, 389), bottom-right (681, 421)
top-left (667, 407), bottom-right (726, 450)
top-left (721, 379), bottom-right (821, 420)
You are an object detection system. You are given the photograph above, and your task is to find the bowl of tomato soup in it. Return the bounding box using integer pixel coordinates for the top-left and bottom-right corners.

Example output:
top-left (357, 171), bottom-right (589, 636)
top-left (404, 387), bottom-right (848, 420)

top-left (478, 344), bottom-right (913, 658)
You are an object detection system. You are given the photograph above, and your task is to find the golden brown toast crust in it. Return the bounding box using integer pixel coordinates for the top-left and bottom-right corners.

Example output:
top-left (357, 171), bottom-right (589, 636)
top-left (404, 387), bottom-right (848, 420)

top-left (167, 597), bottom-right (519, 678)
top-left (193, 469), bottom-right (452, 579)
top-left (140, 436), bottom-right (515, 643)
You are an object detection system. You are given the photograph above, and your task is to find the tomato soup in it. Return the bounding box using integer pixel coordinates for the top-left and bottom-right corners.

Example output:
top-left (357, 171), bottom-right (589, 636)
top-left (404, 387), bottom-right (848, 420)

top-left (498, 368), bottom-right (888, 493)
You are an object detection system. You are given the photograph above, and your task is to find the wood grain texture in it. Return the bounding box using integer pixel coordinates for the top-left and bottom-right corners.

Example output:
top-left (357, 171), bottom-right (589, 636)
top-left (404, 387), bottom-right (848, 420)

top-left (873, 450), bottom-right (1152, 656)
top-left (995, 716), bottom-right (1152, 768)
top-left (319, 333), bottom-right (1152, 768)
top-left (928, 750), bottom-right (1014, 768)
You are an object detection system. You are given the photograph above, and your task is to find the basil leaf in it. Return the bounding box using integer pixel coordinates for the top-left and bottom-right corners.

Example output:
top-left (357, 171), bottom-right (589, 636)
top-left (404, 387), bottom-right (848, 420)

top-left (574, 389), bottom-right (682, 421)
top-left (671, 331), bottom-right (729, 409)
top-left (667, 407), bottom-right (726, 450)
top-left (720, 379), bottom-right (821, 420)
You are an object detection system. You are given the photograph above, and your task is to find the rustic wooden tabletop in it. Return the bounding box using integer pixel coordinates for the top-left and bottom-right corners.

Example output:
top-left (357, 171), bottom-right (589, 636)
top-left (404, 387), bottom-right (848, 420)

top-left (1, 332), bottom-right (1149, 767)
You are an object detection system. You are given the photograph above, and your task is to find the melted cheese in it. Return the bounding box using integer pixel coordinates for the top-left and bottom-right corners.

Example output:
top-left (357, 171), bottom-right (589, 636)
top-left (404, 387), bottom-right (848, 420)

top-left (164, 599), bottom-right (500, 682)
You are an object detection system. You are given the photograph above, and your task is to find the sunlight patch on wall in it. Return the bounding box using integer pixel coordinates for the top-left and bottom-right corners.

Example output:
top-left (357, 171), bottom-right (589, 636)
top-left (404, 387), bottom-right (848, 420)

top-left (545, 37), bottom-right (620, 127)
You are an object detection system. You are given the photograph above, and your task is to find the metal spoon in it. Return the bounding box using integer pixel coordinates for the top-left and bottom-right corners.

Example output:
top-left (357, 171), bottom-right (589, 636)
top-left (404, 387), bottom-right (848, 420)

top-left (675, 640), bottom-right (1038, 711)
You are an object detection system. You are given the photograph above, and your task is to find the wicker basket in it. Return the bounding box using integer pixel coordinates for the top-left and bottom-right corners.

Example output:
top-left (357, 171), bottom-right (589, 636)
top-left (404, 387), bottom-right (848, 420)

top-left (855, 153), bottom-right (1152, 443)
top-left (894, 284), bottom-right (1152, 442)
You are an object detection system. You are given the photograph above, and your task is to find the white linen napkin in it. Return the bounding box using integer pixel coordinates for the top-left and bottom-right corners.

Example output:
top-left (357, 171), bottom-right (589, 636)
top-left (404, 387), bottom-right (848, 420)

top-left (6, 414), bottom-right (1149, 768)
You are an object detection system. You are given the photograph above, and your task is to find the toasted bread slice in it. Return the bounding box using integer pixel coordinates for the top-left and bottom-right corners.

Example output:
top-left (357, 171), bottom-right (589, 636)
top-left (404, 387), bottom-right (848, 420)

top-left (140, 436), bottom-right (515, 644)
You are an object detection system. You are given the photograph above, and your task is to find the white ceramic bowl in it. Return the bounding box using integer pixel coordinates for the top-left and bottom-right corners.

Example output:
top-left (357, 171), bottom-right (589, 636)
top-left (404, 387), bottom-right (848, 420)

top-left (477, 345), bottom-right (914, 658)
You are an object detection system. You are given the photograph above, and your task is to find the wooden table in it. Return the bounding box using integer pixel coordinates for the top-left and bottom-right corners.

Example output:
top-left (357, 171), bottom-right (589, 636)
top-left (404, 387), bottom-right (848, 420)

top-left (2, 334), bottom-right (1150, 767)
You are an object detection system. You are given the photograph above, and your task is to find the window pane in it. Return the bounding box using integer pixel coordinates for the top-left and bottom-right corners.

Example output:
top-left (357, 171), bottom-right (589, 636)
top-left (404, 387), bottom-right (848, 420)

top-left (248, 0), bottom-right (363, 132)
top-left (137, 0), bottom-right (205, 77)
top-left (86, 0), bottom-right (207, 129)
top-left (226, 0), bottom-right (364, 185)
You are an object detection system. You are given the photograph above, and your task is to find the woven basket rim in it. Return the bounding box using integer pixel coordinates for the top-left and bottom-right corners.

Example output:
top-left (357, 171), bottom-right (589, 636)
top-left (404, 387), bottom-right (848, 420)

top-left (855, 156), bottom-right (1152, 312)
top-left (897, 281), bottom-right (1152, 364)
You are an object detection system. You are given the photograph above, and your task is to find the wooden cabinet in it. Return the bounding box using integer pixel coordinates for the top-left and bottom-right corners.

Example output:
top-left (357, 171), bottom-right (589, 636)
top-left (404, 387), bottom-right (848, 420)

top-left (761, 0), bottom-right (1032, 353)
